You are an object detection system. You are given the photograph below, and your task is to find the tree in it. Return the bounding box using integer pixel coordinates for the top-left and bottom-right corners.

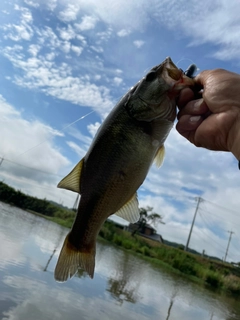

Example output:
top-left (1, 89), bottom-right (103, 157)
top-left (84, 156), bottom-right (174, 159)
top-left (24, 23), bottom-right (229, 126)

top-left (131, 206), bottom-right (164, 236)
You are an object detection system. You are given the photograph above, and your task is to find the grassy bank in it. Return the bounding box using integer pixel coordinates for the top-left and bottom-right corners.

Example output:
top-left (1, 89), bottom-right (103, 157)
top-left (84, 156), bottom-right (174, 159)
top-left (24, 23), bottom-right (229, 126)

top-left (1, 179), bottom-right (240, 296)
top-left (99, 221), bottom-right (240, 295)
top-left (47, 213), bottom-right (240, 295)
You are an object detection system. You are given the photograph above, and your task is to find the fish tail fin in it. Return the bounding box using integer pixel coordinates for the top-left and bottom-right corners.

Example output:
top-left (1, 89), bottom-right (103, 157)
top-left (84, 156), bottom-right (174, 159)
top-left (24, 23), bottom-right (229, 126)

top-left (54, 233), bottom-right (95, 282)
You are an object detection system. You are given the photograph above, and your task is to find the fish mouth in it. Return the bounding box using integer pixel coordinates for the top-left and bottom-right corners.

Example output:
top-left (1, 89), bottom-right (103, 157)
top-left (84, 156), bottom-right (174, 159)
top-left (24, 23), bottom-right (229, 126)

top-left (161, 57), bottom-right (195, 90)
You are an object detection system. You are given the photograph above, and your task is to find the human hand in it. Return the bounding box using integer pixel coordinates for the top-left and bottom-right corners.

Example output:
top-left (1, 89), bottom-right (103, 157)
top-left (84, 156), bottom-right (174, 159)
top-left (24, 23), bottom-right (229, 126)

top-left (176, 69), bottom-right (240, 160)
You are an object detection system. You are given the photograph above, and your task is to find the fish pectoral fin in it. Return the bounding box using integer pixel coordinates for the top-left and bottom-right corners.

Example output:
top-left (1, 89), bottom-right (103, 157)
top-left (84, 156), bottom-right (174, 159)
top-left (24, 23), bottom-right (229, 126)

top-left (57, 158), bottom-right (84, 194)
top-left (154, 145), bottom-right (165, 168)
top-left (114, 193), bottom-right (140, 223)
top-left (54, 232), bottom-right (95, 282)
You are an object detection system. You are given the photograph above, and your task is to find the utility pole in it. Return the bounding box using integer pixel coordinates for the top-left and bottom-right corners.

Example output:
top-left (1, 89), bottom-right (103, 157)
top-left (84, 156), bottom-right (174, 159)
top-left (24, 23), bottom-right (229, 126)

top-left (0, 157), bottom-right (3, 166)
top-left (224, 230), bottom-right (234, 262)
top-left (185, 197), bottom-right (203, 252)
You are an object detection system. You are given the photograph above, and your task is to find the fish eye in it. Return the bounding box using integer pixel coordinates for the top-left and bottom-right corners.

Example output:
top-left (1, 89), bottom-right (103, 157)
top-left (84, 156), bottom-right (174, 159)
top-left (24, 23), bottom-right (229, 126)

top-left (145, 71), bottom-right (157, 82)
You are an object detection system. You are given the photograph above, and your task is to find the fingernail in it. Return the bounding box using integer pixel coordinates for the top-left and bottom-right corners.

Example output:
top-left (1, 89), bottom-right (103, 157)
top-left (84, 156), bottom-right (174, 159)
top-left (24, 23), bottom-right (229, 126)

top-left (190, 115), bottom-right (201, 122)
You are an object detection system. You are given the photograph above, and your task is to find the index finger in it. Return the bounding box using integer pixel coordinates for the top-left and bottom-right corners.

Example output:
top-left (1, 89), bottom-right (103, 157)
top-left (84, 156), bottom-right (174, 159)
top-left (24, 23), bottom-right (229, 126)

top-left (177, 88), bottom-right (195, 110)
top-left (194, 70), bottom-right (212, 88)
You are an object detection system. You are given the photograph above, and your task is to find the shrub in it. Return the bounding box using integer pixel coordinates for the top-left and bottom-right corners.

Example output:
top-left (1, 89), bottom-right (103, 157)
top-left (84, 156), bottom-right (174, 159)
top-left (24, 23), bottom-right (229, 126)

top-left (205, 271), bottom-right (222, 288)
top-left (224, 275), bottom-right (240, 294)
top-left (121, 239), bottom-right (133, 250)
top-left (112, 234), bottom-right (123, 246)
top-left (140, 246), bottom-right (150, 256)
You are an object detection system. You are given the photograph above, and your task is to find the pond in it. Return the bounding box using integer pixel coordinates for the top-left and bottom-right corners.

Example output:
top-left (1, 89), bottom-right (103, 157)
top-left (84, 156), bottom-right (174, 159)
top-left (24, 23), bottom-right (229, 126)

top-left (0, 202), bottom-right (239, 320)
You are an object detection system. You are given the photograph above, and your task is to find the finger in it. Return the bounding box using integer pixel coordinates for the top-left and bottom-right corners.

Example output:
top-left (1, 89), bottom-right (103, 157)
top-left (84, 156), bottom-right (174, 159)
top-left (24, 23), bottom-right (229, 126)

top-left (176, 114), bottom-right (204, 134)
top-left (177, 88), bottom-right (195, 110)
top-left (177, 99), bottom-right (209, 119)
top-left (194, 70), bottom-right (211, 88)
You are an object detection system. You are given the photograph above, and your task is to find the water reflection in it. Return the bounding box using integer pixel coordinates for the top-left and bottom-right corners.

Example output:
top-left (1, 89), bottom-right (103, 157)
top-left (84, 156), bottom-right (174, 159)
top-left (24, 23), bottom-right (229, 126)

top-left (107, 253), bottom-right (139, 305)
top-left (0, 202), bottom-right (240, 320)
top-left (165, 289), bottom-right (178, 320)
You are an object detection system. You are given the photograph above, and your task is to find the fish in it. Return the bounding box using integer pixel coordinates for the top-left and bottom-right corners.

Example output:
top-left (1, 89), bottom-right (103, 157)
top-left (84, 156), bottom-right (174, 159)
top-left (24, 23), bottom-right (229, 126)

top-left (54, 57), bottom-right (194, 282)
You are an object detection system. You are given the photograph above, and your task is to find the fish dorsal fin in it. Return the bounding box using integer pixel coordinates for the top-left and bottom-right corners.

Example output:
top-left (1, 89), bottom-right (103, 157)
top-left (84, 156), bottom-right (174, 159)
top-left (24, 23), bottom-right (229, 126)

top-left (114, 193), bottom-right (140, 223)
top-left (57, 158), bottom-right (84, 194)
top-left (154, 145), bottom-right (165, 168)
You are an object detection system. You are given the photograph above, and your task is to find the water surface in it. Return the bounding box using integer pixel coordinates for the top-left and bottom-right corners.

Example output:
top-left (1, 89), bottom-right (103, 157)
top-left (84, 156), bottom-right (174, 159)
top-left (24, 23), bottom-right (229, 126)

top-left (0, 202), bottom-right (239, 320)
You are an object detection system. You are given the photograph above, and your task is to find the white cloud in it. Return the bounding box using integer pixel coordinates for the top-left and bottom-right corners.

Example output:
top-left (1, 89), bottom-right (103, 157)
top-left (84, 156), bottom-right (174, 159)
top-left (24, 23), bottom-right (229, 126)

top-left (75, 15), bottom-right (97, 31)
top-left (71, 45), bottom-right (83, 56)
top-left (67, 127), bottom-right (93, 145)
top-left (90, 45), bottom-right (104, 53)
top-left (2, 6), bottom-right (33, 41)
top-left (46, 52), bottom-right (56, 61)
top-left (150, 0), bottom-right (240, 61)
top-left (6, 0), bottom-right (240, 62)
top-left (94, 75), bottom-right (101, 81)
top-left (58, 4), bottom-right (80, 22)
top-left (41, 0), bottom-right (57, 11)
top-left (133, 40), bottom-right (145, 48)
top-left (58, 25), bottom-right (75, 41)
top-left (113, 77), bottom-right (123, 86)
top-left (96, 28), bottom-right (113, 42)
top-left (66, 141), bottom-right (87, 159)
top-left (28, 44), bottom-right (41, 56)
top-left (87, 122), bottom-right (101, 137)
top-left (56, 0), bottom-right (240, 61)
top-left (117, 29), bottom-right (131, 37)
top-left (0, 95), bottom-right (77, 206)
top-left (115, 69), bottom-right (123, 74)
top-left (23, 0), bottom-right (40, 8)
top-left (2, 41), bottom-right (114, 115)
top-left (2, 23), bottom-right (33, 42)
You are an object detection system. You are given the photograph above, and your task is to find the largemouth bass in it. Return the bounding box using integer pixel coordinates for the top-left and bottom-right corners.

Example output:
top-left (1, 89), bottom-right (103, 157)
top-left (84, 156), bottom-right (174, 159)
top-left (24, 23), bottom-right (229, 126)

top-left (55, 57), bottom-right (194, 282)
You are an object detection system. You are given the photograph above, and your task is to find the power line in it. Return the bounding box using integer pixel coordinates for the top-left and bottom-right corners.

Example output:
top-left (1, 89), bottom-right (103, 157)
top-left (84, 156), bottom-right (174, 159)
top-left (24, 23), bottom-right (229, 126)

top-left (0, 156), bottom-right (62, 177)
top-left (193, 228), bottom-right (237, 261)
top-left (203, 198), bottom-right (240, 218)
top-left (193, 229), bottom-right (227, 255)
top-left (199, 206), bottom-right (240, 230)
top-left (198, 209), bottom-right (220, 231)
top-left (198, 211), bottom-right (238, 260)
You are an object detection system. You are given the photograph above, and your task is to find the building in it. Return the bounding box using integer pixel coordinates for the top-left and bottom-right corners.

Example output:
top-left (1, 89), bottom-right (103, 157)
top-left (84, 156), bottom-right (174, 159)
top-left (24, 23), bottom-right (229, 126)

top-left (127, 222), bottom-right (164, 243)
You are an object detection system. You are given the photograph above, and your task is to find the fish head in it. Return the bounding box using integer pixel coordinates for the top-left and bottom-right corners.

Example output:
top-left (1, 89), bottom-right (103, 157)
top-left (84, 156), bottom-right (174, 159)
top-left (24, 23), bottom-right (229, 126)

top-left (127, 57), bottom-right (194, 122)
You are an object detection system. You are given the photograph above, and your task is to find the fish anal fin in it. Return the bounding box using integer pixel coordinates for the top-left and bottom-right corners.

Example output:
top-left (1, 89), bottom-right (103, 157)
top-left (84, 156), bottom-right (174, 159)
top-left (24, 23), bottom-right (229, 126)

top-left (54, 233), bottom-right (95, 282)
top-left (57, 158), bottom-right (84, 194)
top-left (114, 193), bottom-right (140, 223)
top-left (154, 145), bottom-right (165, 168)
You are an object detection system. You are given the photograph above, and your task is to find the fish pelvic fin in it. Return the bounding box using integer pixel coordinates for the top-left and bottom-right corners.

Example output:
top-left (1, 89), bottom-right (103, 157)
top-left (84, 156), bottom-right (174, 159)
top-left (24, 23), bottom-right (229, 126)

top-left (154, 145), bottom-right (165, 168)
top-left (114, 192), bottom-right (140, 223)
top-left (54, 233), bottom-right (95, 282)
top-left (57, 158), bottom-right (84, 194)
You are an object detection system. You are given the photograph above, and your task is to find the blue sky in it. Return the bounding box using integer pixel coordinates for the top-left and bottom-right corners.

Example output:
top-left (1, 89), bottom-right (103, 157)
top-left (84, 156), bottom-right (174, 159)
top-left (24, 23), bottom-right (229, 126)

top-left (1, 0), bottom-right (240, 261)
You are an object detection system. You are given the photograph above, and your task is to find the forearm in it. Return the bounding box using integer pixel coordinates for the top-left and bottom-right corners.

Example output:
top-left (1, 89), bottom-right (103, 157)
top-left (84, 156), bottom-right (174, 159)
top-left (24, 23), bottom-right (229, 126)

top-left (228, 112), bottom-right (240, 160)
top-left (227, 77), bottom-right (240, 161)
